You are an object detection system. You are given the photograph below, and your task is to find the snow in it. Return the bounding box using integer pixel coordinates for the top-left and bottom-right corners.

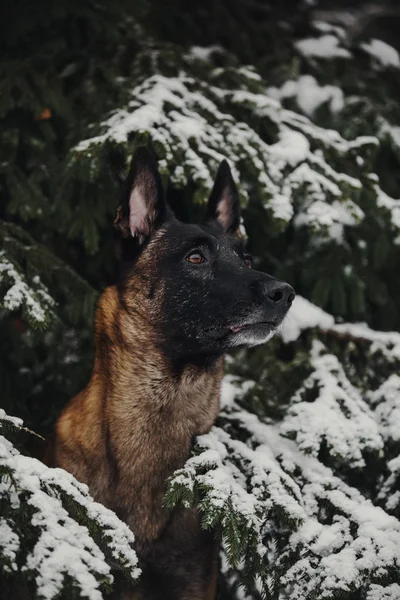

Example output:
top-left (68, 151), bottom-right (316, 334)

top-left (189, 45), bottom-right (222, 61)
top-left (214, 380), bottom-right (400, 598)
top-left (225, 89), bottom-right (366, 234)
top-left (281, 296), bottom-right (334, 343)
top-left (259, 434), bottom-right (400, 596)
top-left (0, 519), bottom-right (20, 571)
top-left (294, 193), bottom-right (364, 242)
top-left (0, 408), bottom-right (23, 428)
top-left (281, 341), bottom-right (383, 468)
top-left (76, 74), bottom-right (238, 191)
top-left (332, 322), bottom-right (400, 361)
top-left (263, 193), bottom-right (292, 221)
top-left (295, 35), bottom-right (351, 59)
top-left (279, 295), bottom-right (400, 362)
top-left (237, 66), bottom-right (262, 82)
top-left (313, 21), bottom-right (346, 40)
top-left (0, 414), bottom-right (140, 599)
top-left (221, 376), bottom-right (255, 409)
top-left (385, 124), bottom-right (400, 150)
top-left (25, 486), bottom-right (110, 600)
top-left (367, 584), bottom-right (400, 600)
top-left (267, 75), bottom-right (344, 117)
top-left (375, 186), bottom-right (400, 241)
top-left (268, 130), bottom-right (310, 167)
top-left (379, 456), bottom-right (400, 513)
top-left (361, 39), bottom-right (400, 69)
top-left (169, 423), bottom-right (305, 542)
top-left (168, 377), bottom-right (310, 567)
top-left (368, 375), bottom-right (400, 443)
top-left (0, 252), bottom-right (55, 324)
top-left (75, 71), bottom-right (375, 243)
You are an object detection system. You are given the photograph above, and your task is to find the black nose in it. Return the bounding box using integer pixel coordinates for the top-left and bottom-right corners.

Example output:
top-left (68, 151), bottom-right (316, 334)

top-left (266, 281), bottom-right (295, 307)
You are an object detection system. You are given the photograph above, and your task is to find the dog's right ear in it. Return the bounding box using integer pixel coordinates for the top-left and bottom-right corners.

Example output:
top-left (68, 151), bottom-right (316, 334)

top-left (205, 160), bottom-right (241, 236)
top-left (114, 147), bottom-right (166, 244)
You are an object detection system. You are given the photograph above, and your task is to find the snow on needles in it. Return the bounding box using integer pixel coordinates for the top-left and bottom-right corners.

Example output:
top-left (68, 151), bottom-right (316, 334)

top-left (368, 375), bottom-right (400, 444)
top-left (281, 295), bottom-right (400, 360)
top-left (361, 39), bottom-right (400, 69)
top-left (375, 186), bottom-right (400, 242)
top-left (74, 70), bottom-right (377, 244)
top-left (213, 380), bottom-right (400, 598)
top-left (281, 296), bottom-right (334, 343)
top-left (0, 519), bottom-right (20, 572)
top-left (0, 413), bottom-right (140, 600)
top-left (267, 75), bottom-right (344, 117)
top-left (367, 585), bottom-right (400, 600)
top-left (167, 421), bottom-right (305, 565)
top-left (295, 34), bottom-right (351, 59)
top-left (379, 456), bottom-right (400, 515)
top-left (0, 252), bottom-right (56, 325)
top-left (281, 341), bottom-right (383, 468)
top-left (0, 408), bottom-right (23, 429)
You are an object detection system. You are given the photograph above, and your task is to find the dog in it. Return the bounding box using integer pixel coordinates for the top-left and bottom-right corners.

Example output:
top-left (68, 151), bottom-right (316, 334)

top-left (52, 148), bottom-right (295, 599)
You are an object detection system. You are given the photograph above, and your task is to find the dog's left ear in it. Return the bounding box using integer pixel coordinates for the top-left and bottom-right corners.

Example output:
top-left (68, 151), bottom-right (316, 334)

top-left (115, 147), bottom-right (166, 243)
top-left (205, 160), bottom-right (241, 235)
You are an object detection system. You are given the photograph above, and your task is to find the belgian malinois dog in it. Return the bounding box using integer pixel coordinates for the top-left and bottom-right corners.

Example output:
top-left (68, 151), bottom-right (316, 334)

top-left (52, 148), bottom-right (295, 600)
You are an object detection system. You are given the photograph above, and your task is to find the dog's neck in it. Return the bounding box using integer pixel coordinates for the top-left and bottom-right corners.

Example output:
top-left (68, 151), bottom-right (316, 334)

top-left (90, 286), bottom-right (223, 540)
top-left (93, 285), bottom-right (224, 409)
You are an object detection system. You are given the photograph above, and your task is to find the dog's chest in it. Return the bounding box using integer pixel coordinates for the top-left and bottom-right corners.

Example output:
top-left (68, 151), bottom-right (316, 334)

top-left (176, 366), bottom-right (223, 434)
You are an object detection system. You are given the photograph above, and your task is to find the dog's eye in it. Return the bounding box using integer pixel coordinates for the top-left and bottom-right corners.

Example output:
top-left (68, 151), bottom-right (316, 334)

top-left (186, 251), bottom-right (205, 265)
top-left (244, 255), bottom-right (253, 268)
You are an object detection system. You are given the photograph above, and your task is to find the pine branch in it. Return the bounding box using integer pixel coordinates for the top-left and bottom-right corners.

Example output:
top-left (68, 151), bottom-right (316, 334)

top-left (0, 410), bottom-right (141, 598)
top-left (0, 221), bottom-right (98, 327)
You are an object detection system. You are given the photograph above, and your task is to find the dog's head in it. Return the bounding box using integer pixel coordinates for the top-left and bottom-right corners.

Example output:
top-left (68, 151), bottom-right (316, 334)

top-left (115, 148), bottom-right (294, 360)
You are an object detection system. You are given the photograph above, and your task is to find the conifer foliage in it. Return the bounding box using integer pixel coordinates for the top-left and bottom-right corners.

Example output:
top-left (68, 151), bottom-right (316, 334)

top-left (0, 410), bottom-right (140, 598)
top-left (1, 1), bottom-right (400, 598)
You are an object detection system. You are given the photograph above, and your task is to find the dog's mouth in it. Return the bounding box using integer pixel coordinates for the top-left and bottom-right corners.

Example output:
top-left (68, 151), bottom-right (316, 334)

top-left (205, 321), bottom-right (277, 339)
top-left (229, 321), bottom-right (275, 333)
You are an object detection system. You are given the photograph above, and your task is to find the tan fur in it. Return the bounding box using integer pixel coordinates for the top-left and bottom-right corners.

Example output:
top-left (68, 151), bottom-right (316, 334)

top-left (52, 233), bottom-right (223, 599)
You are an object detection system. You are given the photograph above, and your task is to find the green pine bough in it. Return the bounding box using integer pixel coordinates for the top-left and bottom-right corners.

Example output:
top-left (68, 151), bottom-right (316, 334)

top-left (0, 410), bottom-right (141, 599)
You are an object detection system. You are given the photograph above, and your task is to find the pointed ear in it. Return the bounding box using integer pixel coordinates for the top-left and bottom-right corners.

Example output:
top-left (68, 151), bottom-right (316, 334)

top-left (114, 147), bottom-right (166, 243)
top-left (205, 160), bottom-right (241, 235)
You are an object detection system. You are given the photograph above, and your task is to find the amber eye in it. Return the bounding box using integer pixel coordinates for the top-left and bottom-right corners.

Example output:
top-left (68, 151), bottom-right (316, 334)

top-left (244, 255), bottom-right (253, 268)
top-left (186, 251), bottom-right (205, 265)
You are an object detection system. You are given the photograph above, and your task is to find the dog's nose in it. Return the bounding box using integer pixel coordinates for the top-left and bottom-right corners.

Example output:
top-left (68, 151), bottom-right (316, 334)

top-left (266, 281), bottom-right (295, 307)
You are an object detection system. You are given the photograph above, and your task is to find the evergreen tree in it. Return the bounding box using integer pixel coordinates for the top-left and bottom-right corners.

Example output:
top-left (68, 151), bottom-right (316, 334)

top-left (1, 1), bottom-right (400, 598)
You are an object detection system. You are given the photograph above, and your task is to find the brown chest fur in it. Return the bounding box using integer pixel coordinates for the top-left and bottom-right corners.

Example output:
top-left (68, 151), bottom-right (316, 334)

top-left (53, 286), bottom-right (222, 599)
